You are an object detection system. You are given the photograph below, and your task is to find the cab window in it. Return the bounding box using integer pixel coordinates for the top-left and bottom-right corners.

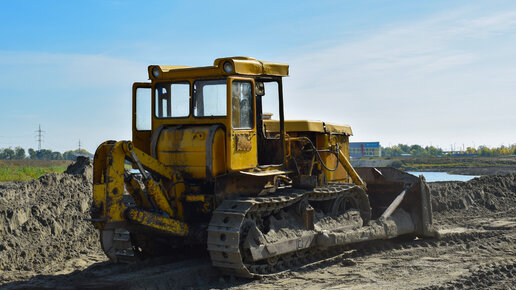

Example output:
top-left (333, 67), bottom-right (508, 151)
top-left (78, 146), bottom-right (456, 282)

top-left (136, 87), bottom-right (151, 130)
top-left (155, 82), bottom-right (190, 118)
top-left (193, 80), bottom-right (227, 117)
top-left (231, 81), bottom-right (253, 129)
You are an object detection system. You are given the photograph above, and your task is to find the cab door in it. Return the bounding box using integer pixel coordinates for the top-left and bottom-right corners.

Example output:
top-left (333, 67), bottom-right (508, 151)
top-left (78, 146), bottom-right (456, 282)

top-left (228, 77), bottom-right (257, 170)
top-left (132, 83), bottom-right (152, 154)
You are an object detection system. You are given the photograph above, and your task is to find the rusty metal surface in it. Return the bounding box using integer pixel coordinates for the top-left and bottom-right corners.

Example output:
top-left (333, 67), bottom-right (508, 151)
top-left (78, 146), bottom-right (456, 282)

top-left (235, 132), bottom-right (253, 152)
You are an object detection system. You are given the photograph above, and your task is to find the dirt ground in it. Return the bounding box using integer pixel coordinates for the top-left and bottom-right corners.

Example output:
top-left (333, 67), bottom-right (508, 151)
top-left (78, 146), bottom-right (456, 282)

top-left (0, 159), bottom-right (515, 289)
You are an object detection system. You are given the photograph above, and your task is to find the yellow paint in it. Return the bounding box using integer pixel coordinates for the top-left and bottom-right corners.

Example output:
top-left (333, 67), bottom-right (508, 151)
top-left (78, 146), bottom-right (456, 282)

top-left (264, 120), bottom-right (352, 136)
top-left (338, 149), bottom-right (367, 189)
top-left (229, 131), bottom-right (258, 170)
top-left (156, 126), bottom-right (227, 179)
top-left (125, 177), bottom-right (152, 209)
top-left (185, 195), bottom-right (205, 202)
top-left (98, 141), bottom-right (128, 223)
top-left (145, 178), bottom-right (175, 217)
top-left (92, 140), bottom-right (187, 229)
top-left (126, 208), bottom-right (189, 236)
top-left (150, 57), bottom-right (288, 81)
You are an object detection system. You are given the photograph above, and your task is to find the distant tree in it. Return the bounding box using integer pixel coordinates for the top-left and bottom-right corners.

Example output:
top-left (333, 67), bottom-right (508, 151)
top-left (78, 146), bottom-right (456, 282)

top-left (28, 148), bottom-right (37, 159)
top-left (409, 144), bottom-right (424, 156)
top-left (382, 144), bottom-right (443, 157)
top-left (381, 145), bottom-right (404, 157)
top-left (478, 146), bottom-right (495, 157)
top-left (424, 146), bottom-right (443, 156)
top-left (398, 144), bottom-right (410, 153)
top-left (63, 150), bottom-right (74, 160)
top-left (0, 146), bottom-right (93, 160)
top-left (2, 148), bottom-right (15, 160)
top-left (499, 146), bottom-right (511, 156)
top-left (14, 147), bottom-right (25, 160)
top-left (36, 149), bottom-right (53, 160)
top-left (51, 151), bottom-right (63, 160)
top-left (63, 149), bottom-right (91, 160)
top-left (465, 147), bottom-right (476, 155)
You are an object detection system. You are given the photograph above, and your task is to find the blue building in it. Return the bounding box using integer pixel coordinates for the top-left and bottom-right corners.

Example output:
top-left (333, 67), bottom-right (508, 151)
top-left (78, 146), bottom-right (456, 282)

top-left (349, 142), bottom-right (381, 158)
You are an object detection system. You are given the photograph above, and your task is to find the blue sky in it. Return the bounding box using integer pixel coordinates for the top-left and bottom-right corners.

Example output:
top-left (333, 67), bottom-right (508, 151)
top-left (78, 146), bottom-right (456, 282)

top-left (0, 0), bottom-right (515, 153)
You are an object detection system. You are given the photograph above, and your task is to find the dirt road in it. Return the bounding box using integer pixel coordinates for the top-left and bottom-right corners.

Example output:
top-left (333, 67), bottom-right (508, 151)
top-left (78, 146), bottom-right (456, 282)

top-left (0, 160), bottom-right (515, 289)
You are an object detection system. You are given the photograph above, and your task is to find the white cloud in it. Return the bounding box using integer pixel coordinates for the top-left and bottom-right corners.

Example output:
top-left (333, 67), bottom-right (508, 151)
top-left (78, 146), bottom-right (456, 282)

top-left (450, 10), bottom-right (516, 38)
top-left (282, 6), bottom-right (516, 148)
top-left (0, 51), bottom-right (147, 91)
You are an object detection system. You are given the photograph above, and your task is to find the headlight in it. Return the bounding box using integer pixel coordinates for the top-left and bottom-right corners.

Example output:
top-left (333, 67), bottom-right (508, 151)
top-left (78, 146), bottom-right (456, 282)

top-left (152, 66), bottom-right (161, 78)
top-left (223, 61), bottom-right (233, 73)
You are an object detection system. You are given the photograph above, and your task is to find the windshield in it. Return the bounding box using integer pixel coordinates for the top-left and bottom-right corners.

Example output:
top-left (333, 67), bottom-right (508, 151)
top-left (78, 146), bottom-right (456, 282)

top-left (193, 79), bottom-right (227, 117)
top-left (155, 82), bottom-right (190, 118)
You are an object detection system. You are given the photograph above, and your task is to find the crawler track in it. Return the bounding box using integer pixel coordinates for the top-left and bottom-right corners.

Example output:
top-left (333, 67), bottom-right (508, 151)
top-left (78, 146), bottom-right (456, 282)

top-left (207, 184), bottom-right (372, 277)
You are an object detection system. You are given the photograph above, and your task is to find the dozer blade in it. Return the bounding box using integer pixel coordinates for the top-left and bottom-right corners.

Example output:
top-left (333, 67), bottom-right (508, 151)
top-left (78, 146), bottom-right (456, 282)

top-left (355, 167), bottom-right (438, 238)
top-left (319, 167), bottom-right (439, 248)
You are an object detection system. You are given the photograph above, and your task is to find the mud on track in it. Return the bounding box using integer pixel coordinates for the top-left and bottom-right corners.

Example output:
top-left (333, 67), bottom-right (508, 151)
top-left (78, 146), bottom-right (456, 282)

top-left (0, 163), bottom-right (515, 289)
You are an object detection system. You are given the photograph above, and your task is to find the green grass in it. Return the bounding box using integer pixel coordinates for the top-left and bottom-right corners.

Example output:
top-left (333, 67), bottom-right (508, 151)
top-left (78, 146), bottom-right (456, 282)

top-left (0, 165), bottom-right (68, 182)
top-left (0, 160), bottom-right (72, 182)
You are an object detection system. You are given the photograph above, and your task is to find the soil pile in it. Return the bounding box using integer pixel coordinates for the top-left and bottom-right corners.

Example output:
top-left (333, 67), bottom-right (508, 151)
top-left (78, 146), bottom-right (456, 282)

top-left (64, 156), bottom-right (93, 177)
top-left (0, 158), bottom-right (102, 283)
top-left (429, 174), bottom-right (516, 212)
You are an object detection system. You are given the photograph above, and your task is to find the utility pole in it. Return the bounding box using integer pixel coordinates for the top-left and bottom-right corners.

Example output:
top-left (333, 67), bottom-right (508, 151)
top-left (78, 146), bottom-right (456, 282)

top-left (35, 124), bottom-right (44, 150)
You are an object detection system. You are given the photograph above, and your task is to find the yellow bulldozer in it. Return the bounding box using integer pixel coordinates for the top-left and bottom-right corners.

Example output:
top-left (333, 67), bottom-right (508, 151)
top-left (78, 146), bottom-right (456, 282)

top-left (90, 57), bottom-right (437, 277)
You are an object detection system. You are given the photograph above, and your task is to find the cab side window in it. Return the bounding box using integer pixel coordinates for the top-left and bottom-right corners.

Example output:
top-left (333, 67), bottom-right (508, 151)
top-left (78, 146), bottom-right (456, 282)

top-left (136, 87), bottom-right (151, 130)
top-left (231, 81), bottom-right (253, 129)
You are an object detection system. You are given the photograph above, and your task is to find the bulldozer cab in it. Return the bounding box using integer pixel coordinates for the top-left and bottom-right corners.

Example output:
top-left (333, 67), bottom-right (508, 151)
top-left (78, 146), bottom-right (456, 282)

top-left (131, 57), bottom-right (289, 178)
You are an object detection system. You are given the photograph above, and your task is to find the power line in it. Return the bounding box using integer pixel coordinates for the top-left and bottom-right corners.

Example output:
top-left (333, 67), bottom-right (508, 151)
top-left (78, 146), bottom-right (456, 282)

top-left (35, 124), bottom-right (45, 150)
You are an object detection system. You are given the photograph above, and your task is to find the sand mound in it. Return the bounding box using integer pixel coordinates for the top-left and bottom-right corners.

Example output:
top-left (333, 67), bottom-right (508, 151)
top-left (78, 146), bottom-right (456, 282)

top-left (0, 158), bottom-right (101, 283)
top-left (65, 156), bottom-right (93, 177)
top-left (429, 174), bottom-right (516, 212)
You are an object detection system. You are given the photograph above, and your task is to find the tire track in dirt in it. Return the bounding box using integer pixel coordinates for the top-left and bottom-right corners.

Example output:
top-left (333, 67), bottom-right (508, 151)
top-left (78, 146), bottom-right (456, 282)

top-left (421, 259), bottom-right (516, 289)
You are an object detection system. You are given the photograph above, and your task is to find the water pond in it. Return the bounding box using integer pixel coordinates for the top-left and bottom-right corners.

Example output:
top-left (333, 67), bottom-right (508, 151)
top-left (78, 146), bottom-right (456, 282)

top-left (407, 171), bottom-right (479, 182)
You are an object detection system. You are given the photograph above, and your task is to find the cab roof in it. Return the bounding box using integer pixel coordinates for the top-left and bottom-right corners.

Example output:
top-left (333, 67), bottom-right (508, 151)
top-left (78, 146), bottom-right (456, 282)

top-left (264, 120), bottom-right (353, 136)
top-left (148, 57), bottom-right (289, 80)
